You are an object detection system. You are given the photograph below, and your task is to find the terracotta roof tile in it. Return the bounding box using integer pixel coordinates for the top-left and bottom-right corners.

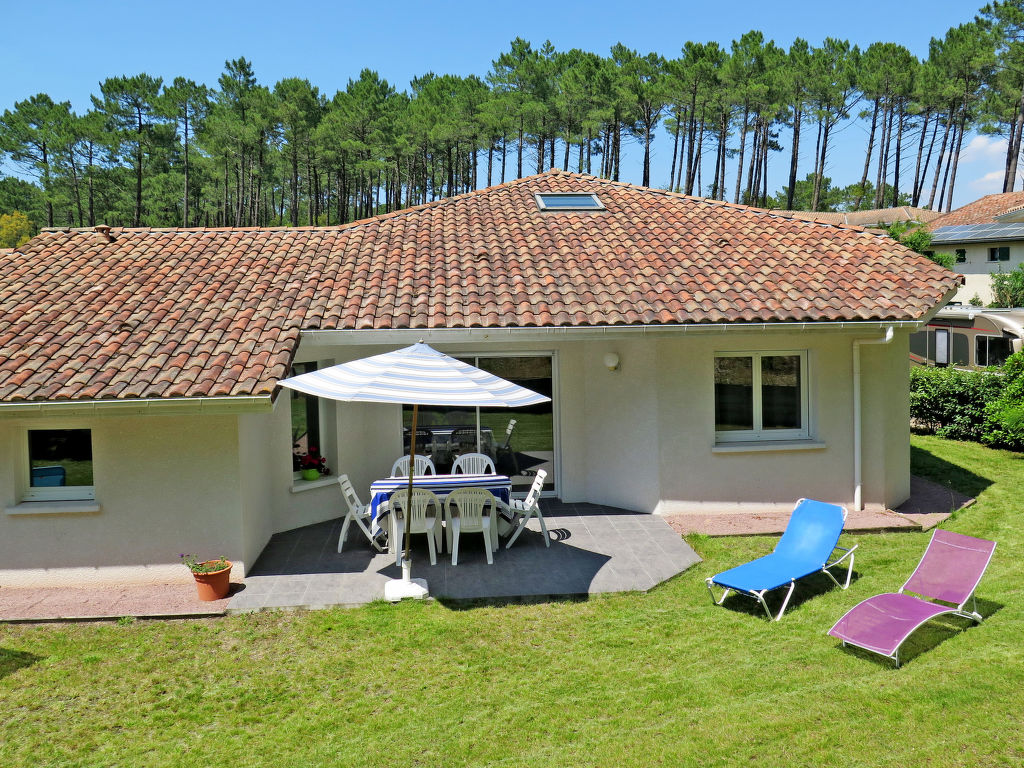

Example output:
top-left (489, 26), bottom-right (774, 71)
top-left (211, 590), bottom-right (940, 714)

top-left (928, 191), bottom-right (1024, 228)
top-left (0, 171), bottom-right (959, 403)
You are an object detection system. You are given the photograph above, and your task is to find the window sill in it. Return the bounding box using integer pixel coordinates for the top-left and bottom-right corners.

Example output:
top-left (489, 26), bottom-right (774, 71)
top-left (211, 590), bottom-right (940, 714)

top-left (712, 440), bottom-right (826, 454)
top-left (6, 500), bottom-right (102, 516)
top-left (289, 476), bottom-right (338, 494)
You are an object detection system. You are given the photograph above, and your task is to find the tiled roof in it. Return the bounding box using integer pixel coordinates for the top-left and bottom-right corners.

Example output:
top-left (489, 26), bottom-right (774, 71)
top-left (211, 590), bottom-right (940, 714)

top-left (774, 207), bottom-right (941, 228)
top-left (928, 191), bottom-right (1024, 229)
top-left (0, 170), bottom-right (961, 403)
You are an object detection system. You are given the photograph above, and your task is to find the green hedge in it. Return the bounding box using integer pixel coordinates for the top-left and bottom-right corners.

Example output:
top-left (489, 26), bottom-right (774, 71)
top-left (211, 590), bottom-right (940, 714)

top-left (909, 352), bottom-right (1024, 450)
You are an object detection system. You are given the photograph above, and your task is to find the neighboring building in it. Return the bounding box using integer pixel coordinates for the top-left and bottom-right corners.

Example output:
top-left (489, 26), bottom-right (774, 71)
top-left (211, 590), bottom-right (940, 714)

top-left (0, 171), bottom-right (960, 587)
top-left (929, 191), bottom-right (1024, 304)
top-left (772, 207), bottom-right (942, 232)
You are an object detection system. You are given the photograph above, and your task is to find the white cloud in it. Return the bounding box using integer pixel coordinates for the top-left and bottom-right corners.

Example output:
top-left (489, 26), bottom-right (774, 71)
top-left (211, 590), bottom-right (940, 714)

top-left (968, 170), bottom-right (1005, 194)
top-left (959, 135), bottom-right (1008, 164)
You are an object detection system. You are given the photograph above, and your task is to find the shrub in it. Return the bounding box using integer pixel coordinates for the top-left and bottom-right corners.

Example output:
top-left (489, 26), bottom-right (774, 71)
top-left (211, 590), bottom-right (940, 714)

top-left (909, 365), bottom-right (1006, 442)
top-left (983, 351), bottom-right (1024, 450)
top-left (990, 264), bottom-right (1024, 308)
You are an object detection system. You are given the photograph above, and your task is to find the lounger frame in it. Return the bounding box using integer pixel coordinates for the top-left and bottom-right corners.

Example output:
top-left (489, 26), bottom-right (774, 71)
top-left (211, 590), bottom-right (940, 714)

top-left (706, 543), bottom-right (857, 621)
top-left (831, 533), bottom-right (996, 667)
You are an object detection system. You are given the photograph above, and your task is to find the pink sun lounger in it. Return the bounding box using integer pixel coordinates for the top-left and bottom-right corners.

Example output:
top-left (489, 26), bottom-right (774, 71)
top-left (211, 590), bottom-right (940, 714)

top-left (828, 529), bottom-right (996, 667)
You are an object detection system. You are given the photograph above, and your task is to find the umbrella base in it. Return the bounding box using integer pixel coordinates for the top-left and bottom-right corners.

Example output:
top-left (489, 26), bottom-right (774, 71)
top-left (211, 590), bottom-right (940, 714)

top-left (384, 577), bottom-right (429, 602)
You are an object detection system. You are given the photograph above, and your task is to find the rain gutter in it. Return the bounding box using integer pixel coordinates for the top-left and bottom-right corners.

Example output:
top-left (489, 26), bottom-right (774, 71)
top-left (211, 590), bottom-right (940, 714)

top-left (299, 319), bottom-right (927, 347)
top-left (0, 395), bottom-right (273, 416)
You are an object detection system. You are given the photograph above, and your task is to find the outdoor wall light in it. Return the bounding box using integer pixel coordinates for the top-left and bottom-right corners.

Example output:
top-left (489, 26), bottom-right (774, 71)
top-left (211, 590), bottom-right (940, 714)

top-left (603, 352), bottom-right (620, 372)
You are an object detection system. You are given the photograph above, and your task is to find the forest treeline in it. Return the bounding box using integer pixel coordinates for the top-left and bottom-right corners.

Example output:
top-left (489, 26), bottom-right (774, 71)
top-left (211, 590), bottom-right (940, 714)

top-left (2, 1), bottom-right (1024, 234)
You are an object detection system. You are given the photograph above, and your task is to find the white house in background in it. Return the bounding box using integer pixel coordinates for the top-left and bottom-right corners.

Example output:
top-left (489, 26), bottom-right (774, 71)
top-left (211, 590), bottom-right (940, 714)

top-left (0, 171), bottom-right (960, 587)
top-left (928, 190), bottom-right (1024, 304)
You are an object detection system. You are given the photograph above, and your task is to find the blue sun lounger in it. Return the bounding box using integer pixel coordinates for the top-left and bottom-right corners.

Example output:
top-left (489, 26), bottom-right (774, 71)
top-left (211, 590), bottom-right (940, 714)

top-left (705, 499), bottom-right (857, 621)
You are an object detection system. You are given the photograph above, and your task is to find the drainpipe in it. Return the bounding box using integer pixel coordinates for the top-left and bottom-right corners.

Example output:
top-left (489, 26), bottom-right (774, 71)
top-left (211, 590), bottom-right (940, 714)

top-left (853, 326), bottom-right (894, 511)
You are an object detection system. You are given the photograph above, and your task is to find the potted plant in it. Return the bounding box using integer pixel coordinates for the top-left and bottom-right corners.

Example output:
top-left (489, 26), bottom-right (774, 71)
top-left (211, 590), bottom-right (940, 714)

top-left (180, 553), bottom-right (233, 601)
top-left (294, 445), bottom-right (329, 481)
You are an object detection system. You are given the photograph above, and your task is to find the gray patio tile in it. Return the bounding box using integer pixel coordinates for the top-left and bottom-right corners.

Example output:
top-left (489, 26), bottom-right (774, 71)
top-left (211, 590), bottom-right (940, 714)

top-left (227, 501), bottom-right (700, 612)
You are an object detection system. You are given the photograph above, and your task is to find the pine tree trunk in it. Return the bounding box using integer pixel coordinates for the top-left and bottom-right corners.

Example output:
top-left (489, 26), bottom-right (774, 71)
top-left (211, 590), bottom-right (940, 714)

top-left (911, 109), bottom-right (931, 207)
top-left (945, 108), bottom-right (968, 212)
top-left (669, 107), bottom-right (682, 192)
top-left (733, 106), bottom-right (749, 204)
top-left (1005, 78), bottom-right (1024, 192)
top-left (891, 106), bottom-right (906, 207)
top-left (787, 104), bottom-right (803, 210)
top-left (875, 102), bottom-right (893, 208)
top-left (855, 98), bottom-right (880, 210)
top-left (929, 112), bottom-right (953, 210)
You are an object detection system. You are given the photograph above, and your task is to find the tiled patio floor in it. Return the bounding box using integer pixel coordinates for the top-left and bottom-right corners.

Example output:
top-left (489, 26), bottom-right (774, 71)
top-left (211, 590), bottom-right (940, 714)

top-left (226, 501), bottom-right (701, 613)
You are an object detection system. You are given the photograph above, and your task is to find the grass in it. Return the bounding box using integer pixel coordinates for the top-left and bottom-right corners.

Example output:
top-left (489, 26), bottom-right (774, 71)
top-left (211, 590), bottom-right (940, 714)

top-left (2, 435), bottom-right (1023, 767)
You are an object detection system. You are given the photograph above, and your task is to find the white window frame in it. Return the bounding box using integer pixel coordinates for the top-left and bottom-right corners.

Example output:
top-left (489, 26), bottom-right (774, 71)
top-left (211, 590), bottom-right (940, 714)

top-left (23, 427), bottom-right (96, 502)
top-left (714, 350), bottom-right (810, 443)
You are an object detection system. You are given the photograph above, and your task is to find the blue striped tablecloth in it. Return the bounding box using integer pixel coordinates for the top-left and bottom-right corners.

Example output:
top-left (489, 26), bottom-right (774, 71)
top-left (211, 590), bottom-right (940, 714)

top-left (369, 474), bottom-right (513, 523)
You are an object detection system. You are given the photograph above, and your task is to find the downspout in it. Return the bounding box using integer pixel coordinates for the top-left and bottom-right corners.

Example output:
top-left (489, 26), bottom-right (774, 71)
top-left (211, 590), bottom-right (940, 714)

top-left (853, 326), bottom-right (894, 511)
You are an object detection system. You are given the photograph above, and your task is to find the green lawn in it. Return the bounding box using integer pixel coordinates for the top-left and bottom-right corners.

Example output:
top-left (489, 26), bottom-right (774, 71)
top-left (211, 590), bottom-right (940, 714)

top-left (2, 435), bottom-right (1022, 767)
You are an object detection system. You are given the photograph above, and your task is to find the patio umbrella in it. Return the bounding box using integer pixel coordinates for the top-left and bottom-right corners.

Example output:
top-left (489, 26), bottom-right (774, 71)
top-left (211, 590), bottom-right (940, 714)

top-left (278, 342), bottom-right (550, 598)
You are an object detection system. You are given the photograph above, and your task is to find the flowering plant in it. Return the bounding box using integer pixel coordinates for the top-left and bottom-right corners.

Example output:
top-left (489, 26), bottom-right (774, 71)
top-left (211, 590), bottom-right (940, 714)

top-left (179, 553), bottom-right (231, 574)
top-left (293, 445), bottom-right (329, 475)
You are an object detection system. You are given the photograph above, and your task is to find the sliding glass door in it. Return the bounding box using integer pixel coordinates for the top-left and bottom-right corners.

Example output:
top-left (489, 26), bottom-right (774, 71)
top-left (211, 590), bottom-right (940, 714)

top-left (402, 354), bottom-right (555, 494)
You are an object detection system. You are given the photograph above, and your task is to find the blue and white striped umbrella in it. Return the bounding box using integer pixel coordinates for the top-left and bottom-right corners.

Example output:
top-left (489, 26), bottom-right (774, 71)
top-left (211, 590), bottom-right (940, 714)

top-left (278, 342), bottom-right (550, 407)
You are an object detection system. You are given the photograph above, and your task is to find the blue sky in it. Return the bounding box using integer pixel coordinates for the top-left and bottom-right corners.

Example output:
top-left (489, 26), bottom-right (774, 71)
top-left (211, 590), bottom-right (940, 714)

top-left (0, 0), bottom-right (1003, 208)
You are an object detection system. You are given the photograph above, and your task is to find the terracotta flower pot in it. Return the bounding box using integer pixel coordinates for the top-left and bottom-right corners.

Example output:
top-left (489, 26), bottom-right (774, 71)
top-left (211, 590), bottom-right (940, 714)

top-left (192, 560), bottom-right (233, 601)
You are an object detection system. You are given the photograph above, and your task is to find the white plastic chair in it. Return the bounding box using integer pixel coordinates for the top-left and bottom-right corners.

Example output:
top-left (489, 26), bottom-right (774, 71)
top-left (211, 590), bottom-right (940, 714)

top-left (387, 488), bottom-right (442, 567)
top-left (451, 452), bottom-right (496, 475)
top-left (444, 487), bottom-right (496, 566)
top-left (505, 469), bottom-right (549, 548)
top-left (337, 475), bottom-right (383, 553)
top-left (390, 455), bottom-right (436, 478)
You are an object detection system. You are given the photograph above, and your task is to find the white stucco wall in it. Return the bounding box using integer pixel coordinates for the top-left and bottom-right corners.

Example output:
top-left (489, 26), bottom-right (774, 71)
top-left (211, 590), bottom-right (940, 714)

top-left (0, 328), bottom-right (914, 586)
top-left (946, 240), bottom-right (1024, 304)
top-left (0, 412), bottom-right (245, 587)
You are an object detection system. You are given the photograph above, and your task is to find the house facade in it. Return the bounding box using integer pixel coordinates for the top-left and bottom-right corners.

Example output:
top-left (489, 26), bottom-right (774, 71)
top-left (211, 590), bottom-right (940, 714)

top-left (0, 171), bottom-right (960, 587)
top-left (928, 190), bottom-right (1024, 304)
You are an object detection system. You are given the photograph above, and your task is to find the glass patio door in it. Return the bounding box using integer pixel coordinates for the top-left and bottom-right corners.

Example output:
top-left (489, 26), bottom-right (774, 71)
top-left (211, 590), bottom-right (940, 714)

top-left (402, 354), bottom-right (555, 494)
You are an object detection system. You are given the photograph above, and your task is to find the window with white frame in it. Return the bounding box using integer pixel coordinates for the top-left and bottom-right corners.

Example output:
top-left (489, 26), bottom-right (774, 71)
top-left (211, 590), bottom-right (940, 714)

top-left (25, 429), bottom-right (95, 501)
top-left (714, 351), bottom-right (809, 442)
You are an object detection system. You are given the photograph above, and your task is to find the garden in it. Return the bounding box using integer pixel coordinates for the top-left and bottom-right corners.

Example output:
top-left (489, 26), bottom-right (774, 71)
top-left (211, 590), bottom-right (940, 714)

top-left (1, 434), bottom-right (1021, 767)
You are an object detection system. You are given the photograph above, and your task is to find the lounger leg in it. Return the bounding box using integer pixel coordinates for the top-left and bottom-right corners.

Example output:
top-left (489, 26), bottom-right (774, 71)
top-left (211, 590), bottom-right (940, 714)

top-left (705, 578), bottom-right (732, 606)
top-left (773, 581), bottom-right (797, 621)
top-left (338, 511), bottom-right (353, 553)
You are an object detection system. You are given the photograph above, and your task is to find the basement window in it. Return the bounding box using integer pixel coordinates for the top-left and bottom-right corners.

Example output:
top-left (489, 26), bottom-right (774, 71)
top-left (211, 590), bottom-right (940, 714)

top-left (535, 193), bottom-right (605, 211)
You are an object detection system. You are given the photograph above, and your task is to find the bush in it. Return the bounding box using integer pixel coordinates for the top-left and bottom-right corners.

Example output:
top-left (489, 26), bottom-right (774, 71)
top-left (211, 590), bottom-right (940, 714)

top-left (990, 264), bottom-right (1024, 308)
top-left (909, 365), bottom-right (1006, 442)
top-left (983, 351), bottom-right (1024, 450)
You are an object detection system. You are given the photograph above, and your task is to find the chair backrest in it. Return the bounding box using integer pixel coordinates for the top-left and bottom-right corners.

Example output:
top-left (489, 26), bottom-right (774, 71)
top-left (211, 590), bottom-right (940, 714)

top-left (522, 469), bottom-right (547, 509)
top-left (502, 419), bottom-right (517, 449)
top-left (389, 487), bottom-right (440, 527)
top-left (390, 455), bottom-right (436, 477)
top-left (772, 498), bottom-right (847, 567)
top-left (902, 528), bottom-right (997, 606)
top-left (403, 427), bottom-right (432, 454)
top-left (337, 474), bottom-right (363, 514)
top-left (452, 452), bottom-right (496, 475)
top-left (31, 465), bottom-right (66, 487)
top-left (444, 487), bottom-right (495, 528)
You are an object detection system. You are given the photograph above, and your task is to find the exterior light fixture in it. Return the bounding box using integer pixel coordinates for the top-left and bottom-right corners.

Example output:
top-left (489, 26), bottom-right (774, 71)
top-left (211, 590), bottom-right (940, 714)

top-left (603, 352), bottom-right (620, 372)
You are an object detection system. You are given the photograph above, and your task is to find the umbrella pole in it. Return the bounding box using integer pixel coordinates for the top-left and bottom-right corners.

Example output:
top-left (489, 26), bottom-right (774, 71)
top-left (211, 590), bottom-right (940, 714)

top-left (403, 403), bottom-right (418, 568)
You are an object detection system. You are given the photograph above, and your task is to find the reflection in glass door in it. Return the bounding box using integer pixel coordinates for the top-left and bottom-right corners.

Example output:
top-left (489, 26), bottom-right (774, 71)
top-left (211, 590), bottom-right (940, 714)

top-left (402, 355), bottom-right (555, 494)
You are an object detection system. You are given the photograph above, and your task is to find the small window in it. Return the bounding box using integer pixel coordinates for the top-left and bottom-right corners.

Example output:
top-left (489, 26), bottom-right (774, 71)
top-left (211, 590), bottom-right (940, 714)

top-left (988, 246), bottom-right (1010, 262)
top-left (26, 429), bottom-right (94, 501)
top-left (535, 193), bottom-right (604, 211)
top-left (976, 335), bottom-right (1014, 367)
top-left (291, 362), bottom-right (321, 470)
top-left (955, 249), bottom-right (967, 263)
top-left (714, 351), bottom-right (808, 442)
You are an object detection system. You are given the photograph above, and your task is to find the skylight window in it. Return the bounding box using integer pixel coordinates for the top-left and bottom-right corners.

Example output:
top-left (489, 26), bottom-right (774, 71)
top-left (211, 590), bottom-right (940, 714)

top-left (535, 193), bottom-right (605, 211)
